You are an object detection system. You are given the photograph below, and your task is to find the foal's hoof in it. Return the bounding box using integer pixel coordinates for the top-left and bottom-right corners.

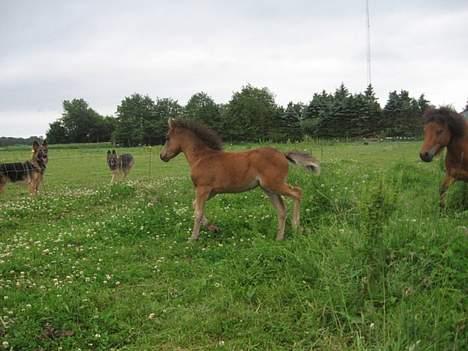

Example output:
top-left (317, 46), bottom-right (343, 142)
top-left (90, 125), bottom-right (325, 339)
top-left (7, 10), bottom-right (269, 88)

top-left (207, 224), bottom-right (220, 233)
top-left (188, 236), bottom-right (200, 241)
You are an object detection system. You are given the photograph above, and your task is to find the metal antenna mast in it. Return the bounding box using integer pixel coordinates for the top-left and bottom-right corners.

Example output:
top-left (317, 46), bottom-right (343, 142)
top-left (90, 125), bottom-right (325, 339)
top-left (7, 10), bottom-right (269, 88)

top-left (366, 0), bottom-right (372, 86)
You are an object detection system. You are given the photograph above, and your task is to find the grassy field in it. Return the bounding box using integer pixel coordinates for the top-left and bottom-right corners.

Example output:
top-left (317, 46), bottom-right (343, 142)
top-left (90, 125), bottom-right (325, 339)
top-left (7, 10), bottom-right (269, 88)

top-left (0, 141), bottom-right (467, 350)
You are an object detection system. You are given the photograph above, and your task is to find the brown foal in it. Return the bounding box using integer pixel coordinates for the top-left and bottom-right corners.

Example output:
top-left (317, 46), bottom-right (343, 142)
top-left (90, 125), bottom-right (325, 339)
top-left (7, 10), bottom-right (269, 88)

top-left (419, 107), bottom-right (468, 208)
top-left (160, 119), bottom-right (320, 240)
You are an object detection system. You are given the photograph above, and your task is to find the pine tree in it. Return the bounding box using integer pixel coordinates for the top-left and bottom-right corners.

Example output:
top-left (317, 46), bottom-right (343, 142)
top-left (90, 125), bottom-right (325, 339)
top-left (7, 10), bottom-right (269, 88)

top-left (417, 94), bottom-right (430, 113)
top-left (275, 102), bottom-right (303, 141)
top-left (319, 84), bottom-right (352, 137)
top-left (305, 91), bottom-right (335, 137)
top-left (303, 91), bottom-right (331, 136)
top-left (363, 84), bottom-right (383, 135)
top-left (383, 91), bottom-right (423, 137)
top-left (383, 91), bottom-right (401, 136)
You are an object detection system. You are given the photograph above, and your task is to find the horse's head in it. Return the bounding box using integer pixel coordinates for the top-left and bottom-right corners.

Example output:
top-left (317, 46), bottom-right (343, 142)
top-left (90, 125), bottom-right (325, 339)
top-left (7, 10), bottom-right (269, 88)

top-left (32, 140), bottom-right (48, 169)
top-left (160, 118), bottom-right (182, 162)
top-left (419, 107), bottom-right (464, 162)
top-left (420, 120), bottom-right (450, 162)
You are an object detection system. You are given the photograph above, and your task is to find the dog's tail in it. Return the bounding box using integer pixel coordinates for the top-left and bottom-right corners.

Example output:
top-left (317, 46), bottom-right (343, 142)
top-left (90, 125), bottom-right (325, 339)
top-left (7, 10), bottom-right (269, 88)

top-left (284, 151), bottom-right (320, 175)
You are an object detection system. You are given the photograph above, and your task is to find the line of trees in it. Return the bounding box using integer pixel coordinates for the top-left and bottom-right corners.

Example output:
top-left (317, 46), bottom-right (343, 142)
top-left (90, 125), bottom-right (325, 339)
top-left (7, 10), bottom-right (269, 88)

top-left (46, 84), bottom-right (437, 145)
top-left (0, 136), bottom-right (43, 147)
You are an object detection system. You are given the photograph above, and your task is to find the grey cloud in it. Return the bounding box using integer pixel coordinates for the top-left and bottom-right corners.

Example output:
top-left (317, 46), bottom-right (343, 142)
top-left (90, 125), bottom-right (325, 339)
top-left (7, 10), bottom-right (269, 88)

top-left (1, 0), bottom-right (467, 136)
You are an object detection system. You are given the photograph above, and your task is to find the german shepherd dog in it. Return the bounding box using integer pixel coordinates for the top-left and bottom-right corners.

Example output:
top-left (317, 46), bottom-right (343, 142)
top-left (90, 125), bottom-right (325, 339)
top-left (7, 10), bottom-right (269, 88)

top-left (107, 150), bottom-right (134, 183)
top-left (0, 140), bottom-right (49, 195)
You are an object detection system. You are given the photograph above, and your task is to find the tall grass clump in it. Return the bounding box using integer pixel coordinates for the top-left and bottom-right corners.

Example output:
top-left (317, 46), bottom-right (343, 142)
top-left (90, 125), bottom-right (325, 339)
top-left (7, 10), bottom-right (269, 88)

top-left (362, 179), bottom-right (397, 288)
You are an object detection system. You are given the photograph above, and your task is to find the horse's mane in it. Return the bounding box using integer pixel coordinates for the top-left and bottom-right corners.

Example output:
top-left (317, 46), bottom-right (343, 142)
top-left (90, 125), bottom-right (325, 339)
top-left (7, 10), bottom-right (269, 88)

top-left (423, 107), bottom-right (466, 138)
top-left (171, 119), bottom-right (223, 150)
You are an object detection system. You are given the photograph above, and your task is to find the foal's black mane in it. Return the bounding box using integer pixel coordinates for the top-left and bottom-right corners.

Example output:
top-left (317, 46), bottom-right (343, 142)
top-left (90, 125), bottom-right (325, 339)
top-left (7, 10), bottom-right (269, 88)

top-left (172, 119), bottom-right (223, 150)
top-left (423, 107), bottom-right (466, 138)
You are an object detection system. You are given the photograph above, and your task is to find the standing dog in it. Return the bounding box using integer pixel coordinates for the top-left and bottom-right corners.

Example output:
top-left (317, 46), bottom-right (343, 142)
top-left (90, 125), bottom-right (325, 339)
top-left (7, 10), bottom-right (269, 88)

top-left (0, 140), bottom-right (49, 195)
top-left (107, 150), bottom-right (134, 183)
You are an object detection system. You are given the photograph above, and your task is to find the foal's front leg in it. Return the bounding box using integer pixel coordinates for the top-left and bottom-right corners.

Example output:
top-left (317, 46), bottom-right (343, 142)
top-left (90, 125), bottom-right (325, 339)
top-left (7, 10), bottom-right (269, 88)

top-left (191, 187), bottom-right (211, 240)
top-left (192, 198), bottom-right (219, 233)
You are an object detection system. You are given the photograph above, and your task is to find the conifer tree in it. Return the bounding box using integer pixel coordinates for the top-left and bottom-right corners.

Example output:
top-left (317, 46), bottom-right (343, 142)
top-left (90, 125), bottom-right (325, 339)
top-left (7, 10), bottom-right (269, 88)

top-left (275, 102), bottom-right (303, 141)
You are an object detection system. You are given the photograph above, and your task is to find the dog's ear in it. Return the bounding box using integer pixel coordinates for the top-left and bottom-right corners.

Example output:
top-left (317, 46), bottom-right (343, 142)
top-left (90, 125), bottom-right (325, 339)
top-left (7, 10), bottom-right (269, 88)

top-left (112, 150), bottom-right (116, 154)
top-left (107, 150), bottom-right (111, 154)
top-left (32, 140), bottom-right (40, 152)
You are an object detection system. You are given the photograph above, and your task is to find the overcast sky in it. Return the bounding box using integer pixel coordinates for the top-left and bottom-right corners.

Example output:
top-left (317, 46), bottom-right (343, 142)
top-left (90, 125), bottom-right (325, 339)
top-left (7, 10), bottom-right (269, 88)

top-left (1, 0), bottom-right (467, 137)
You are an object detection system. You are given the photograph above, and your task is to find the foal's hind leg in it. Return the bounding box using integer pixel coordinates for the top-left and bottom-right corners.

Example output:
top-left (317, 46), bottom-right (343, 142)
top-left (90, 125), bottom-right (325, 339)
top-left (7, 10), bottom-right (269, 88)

top-left (263, 182), bottom-right (302, 231)
top-left (288, 185), bottom-right (303, 230)
top-left (264, 191), bottom-right (287, 240)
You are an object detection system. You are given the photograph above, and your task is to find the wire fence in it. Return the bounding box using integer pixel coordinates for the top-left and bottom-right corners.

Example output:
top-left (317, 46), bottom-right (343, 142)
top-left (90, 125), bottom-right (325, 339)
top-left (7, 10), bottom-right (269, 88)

top-left (0, 140), bottom-right (419, 191)
top-left (0, 147), bottom-right (177, 190)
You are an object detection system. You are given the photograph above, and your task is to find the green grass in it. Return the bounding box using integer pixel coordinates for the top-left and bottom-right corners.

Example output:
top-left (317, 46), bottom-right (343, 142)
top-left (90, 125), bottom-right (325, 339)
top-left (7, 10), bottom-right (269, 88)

top-left (0, 141), bottom-right (467, 350)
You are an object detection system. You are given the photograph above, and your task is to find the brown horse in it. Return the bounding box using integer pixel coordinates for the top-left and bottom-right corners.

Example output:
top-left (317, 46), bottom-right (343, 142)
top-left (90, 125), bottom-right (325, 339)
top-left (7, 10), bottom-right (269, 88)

top-left (419, 107), bottom-right (468, 207)
top-left (160, 119), bottom-right (320, 240)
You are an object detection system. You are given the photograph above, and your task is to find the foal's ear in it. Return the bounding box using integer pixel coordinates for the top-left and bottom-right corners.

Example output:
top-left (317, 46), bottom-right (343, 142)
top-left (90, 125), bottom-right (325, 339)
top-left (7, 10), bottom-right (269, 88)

top-left (168, 118), bottom-right (174, 128)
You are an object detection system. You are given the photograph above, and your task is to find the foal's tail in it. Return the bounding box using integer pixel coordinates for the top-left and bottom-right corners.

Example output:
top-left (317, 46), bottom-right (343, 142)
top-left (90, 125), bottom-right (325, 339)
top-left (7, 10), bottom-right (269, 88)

top-left (285, 152), bottom-right (320, 175)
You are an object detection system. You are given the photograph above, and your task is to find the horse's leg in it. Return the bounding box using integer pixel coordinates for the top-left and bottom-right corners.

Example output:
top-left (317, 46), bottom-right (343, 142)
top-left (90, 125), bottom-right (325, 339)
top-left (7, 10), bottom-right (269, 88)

top-left (264, 191), bottom-right (287, 240)
top-left (192, 198), bottom-right (219, 232)
top-left (277, 184), bottom-right (302, 230)
top-left (440, 175), bottom-right (455, 209)
top-left (191, 187), bottom-right (211, 240)
top-left (261, 179), bottom-right (302, 231)
top-left (289, 185), bottom-right (303, 230)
